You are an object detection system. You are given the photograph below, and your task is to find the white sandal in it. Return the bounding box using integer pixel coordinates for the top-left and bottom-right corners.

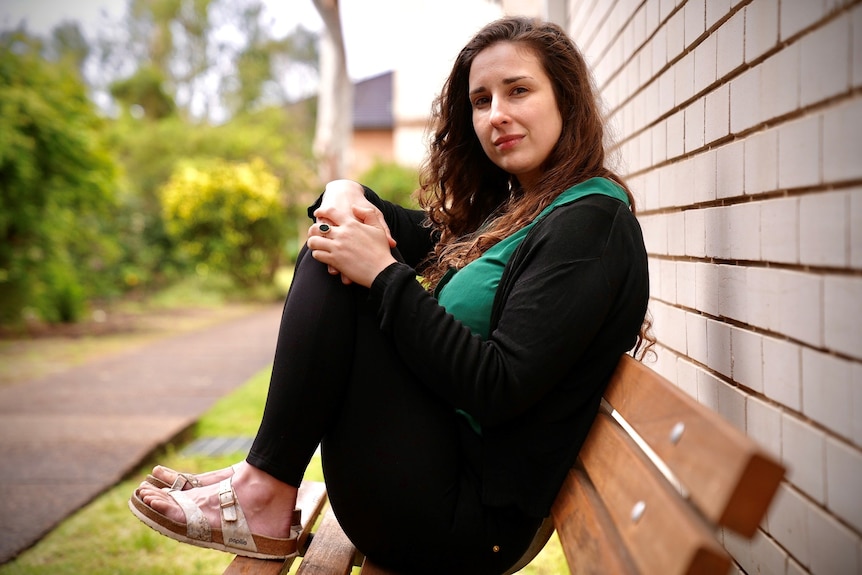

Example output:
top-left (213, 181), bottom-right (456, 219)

top-left (129, 476), bottom-right (299, 560)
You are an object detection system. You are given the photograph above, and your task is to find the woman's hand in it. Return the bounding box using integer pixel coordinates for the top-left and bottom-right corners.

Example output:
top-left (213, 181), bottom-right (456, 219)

top-left (311, 180), bottom-right (396, 283)
top-left (307, 206), bottom-right (398, 288)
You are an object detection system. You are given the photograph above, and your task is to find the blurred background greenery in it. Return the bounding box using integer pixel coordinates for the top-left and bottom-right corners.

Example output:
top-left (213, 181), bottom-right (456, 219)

top-left (0, 0), bottom-right (418, 328)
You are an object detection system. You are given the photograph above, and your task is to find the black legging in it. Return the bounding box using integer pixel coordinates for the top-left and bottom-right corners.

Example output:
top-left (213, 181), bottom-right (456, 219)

top-left (246, 246), bottom-right (541, 574)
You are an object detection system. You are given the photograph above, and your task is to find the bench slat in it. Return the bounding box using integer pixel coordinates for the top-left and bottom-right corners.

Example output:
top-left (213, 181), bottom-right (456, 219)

top-left (605, 356), bottom-right (785, 536)
top-left (224, 480), bottom-right (329, 575)
top-left (296, 507), bottom-right (356, 575)
top-left (579, 412), bottom-right (731, 575)
top-left (552, 466), bottom-right (638, 575)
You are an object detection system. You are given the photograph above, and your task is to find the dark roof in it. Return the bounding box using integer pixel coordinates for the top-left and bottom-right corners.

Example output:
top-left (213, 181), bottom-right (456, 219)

top-left (353, 71), bottom-right (393, 130)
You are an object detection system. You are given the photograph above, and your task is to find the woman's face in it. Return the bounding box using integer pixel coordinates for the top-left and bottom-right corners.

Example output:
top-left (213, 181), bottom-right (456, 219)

top-left (468, 42), bottom-right (563, 190)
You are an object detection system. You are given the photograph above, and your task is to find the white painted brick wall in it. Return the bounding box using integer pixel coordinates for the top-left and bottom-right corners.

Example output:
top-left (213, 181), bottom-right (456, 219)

top-left (799, 191), bottom-right (848, 267)
top-left (745, 0), bottom-right (779, 62)
top-left (569, 1), bottom-right (862, 572)
top-left (825, 437), bottom-right (862, 532)
top-left (799, 11), bottom-right (851, 107)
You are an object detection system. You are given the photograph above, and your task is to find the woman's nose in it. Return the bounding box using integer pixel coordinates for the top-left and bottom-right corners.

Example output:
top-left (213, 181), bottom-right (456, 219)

top-left (489, 100), bottom-right (510, 126)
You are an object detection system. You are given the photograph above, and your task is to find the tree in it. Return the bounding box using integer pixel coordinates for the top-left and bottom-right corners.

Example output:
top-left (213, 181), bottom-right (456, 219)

top-left (312, 0), bottom-right (352, 181)
top-left (0, 31), bottom-right (120, 323)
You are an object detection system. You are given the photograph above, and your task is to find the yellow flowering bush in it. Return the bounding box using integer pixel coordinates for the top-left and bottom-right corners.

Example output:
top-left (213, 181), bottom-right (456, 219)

top-left (159, 158), bottom-right (287, 287)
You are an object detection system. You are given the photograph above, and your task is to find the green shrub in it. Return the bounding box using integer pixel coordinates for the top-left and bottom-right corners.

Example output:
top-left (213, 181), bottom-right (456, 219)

top-left (357, 161), bottom-right (420, 208)
top-left (160, 158), bottom-right (288, 289)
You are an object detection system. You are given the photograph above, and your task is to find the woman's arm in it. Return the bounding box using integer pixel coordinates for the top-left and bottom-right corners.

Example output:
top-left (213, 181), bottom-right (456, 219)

top-left (369, 198), bottom-right (648, 428)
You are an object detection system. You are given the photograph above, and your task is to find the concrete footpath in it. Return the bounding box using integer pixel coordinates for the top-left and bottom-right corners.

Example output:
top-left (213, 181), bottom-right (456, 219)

top-left (0, 303), bottom-right (284, 564)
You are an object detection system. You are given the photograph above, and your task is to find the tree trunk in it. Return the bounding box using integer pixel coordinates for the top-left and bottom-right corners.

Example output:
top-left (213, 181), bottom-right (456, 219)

top-left (312, 0), bottom-right (353, 182)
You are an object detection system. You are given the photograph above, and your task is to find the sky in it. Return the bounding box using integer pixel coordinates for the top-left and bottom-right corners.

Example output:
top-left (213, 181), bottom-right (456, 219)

top-left (0, 0), bottom-right (398, 81)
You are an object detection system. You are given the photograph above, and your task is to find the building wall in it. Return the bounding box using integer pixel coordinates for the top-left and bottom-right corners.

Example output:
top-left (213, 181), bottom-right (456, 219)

top-left (348, 129), bottom-right (394, 179)
top-left (566, 0), bottom-right (862, 573)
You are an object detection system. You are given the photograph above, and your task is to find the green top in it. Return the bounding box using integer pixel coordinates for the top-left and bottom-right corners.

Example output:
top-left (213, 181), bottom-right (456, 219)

top-left (436, 177), bottom-right (629, 435)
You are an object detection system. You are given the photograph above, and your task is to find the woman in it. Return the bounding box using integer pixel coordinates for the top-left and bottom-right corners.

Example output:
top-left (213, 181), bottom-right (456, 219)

top-left (131, 16), bottom-right (650, 574)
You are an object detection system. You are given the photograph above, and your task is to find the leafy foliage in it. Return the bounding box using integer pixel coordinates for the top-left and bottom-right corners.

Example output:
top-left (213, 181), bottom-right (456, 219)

top-left (0, 31), bottom-right (121, 323)
top-left (357, 161), bottom-right (420, 208)
top-left (159, 158), bottom-right (289, 288)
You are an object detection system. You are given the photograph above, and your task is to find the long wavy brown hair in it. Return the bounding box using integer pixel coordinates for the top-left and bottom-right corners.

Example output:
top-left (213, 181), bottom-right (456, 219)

top-left (416, 17), bottom-right (652, 357)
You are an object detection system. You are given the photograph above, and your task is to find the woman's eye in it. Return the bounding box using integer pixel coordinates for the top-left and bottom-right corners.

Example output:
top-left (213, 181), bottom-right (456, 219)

top-left (512, 86), bottom-right (528, 96)
top-left (473, 96), bottom-right (490, 107)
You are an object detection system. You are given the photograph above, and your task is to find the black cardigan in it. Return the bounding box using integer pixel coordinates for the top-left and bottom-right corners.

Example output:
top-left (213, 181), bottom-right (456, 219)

top-left (316, 186), bottom-right (649, 517)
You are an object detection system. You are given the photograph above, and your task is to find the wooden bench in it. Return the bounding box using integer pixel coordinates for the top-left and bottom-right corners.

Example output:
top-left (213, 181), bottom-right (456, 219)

top-left (224, 355), bottom-right (785, 574)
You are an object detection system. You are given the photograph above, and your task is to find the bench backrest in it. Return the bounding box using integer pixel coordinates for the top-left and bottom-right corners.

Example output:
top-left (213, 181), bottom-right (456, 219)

top-left (551, 355), bottom-right (786, 574)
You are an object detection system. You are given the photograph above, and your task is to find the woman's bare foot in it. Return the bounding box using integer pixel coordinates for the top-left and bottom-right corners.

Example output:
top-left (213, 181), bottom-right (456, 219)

top-left (149, 463), bottom-right (237, 490)
top-left (137, 461), bottom-right (298, 539)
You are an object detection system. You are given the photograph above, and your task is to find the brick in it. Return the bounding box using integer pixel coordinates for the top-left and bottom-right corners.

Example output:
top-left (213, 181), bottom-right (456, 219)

top-left (695, 262), bottom-right (720, 316)
top-left (648, 256), bottom-right (662, 303)
top-left (704, 206), bottom-right (731, 259)
top-left (685, 98), bottom-right (705, 152)
top-left (802, 348), bottom-right (853, 439)
top-left (684, 208), bottom-right (706, 257)
top-left (660, 66), bottom-right (676, 115)
top-left (716, 140), bottom-right (744, 199)
top-left (640, 213), bottom-right (667, 254)
top-left (782, 413), bottom-right (825, 502)
top-left (854, 363), bottom-right (862, 446)
top-left (653, 24), bottom-right (668, 72)
top-left (799, 191), bottom-right (848, 267)
top-left (667, 211), bottom-right (686, 256)
top-left (728, 201), bottom-right (761, 261)
top-left (708, 318), bottom-right (733, 378)
top-left (692, 150), bottom-right (717, 204)
top-left (666, 108), bottom-right (684, 160)
top-left (760, 196), bottom-right (799, 264)
top-left (706, 0), bottom-right (732, 30)
top-left (704, 83), bottom-right (729, 144)
top-left (745, 0), bottom-right (780, 62)
top-left (800, 14), bottom-right (851, 107)
top-left (824, 275), bottom-right (862, 360)
top-left (696, 364), bottom-right (720, 409)
top-left (717, 9), bottom-right (745, 79)
top-left (853, 188), bottom-right (862, 269)
top-left (746, 266), bottom-right (778, 330)
top-left (673, 157), bottom-right (696, 206)
top-left (687, 311), bottom-right (708, 365)
top-left (723, 529), bottom-right (753, 572)
top-left (730, 66), bottom-right (762, 133)
top-left (808, 503), bottom-right (861, 575)
top-left (645, 0), bottom-right (660, 38)
top-left (825, 437), bottom-right (862, 532)
top-left (658, 167), bottom-right (675, 213)
top-left (746, 395), bottom-right (780, 460)
top-left (676, 51), bottom-right (695, 105)
top-left (823, 97), bottom-right (862, 183)
top-left (676, 356), bottom-right (699, 399)
top-left (781, 0), bottom-right (826, 40)
top-left (651, 119), bottom-right (667, 163)
top-left (693, 32), bottom-right (717, 93)
top-left (676, 260), bottom-right (697, 308)
top-left (767, 484), bottom-right (810, 565)
top-left (744, 128), bottom-right (779, 196)
top-left (667, 9), bottom-right (685, 60)
top-left (778, 114), bottom-right (821, 190)
top-left (667, 304), bottom-right (690, 355)
top-left (749, 529), bottom-right (789, 575)
top-left (854, 4), bottom-right (862, 87)
top-left (731, 324), bottom-right (763, 391)
top-left (774, 269), bottom-right (822, 348)
top-left (760, 42), bottom-right (800, 121)
top-left (685, 0), bottom-right (706, 47)
top-left (659, 258), bottom-right (678, 302)
top-left (786, 558), bottom-right (806, 575)
top-left (763, 336), bottom-right (801, 410)
top-left (718, 263), bottom-right (747, 321)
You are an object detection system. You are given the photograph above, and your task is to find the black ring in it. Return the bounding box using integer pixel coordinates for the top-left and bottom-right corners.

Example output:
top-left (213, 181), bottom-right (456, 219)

top-left (319, 223), bottom-right (331, 234)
